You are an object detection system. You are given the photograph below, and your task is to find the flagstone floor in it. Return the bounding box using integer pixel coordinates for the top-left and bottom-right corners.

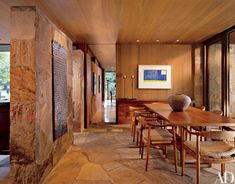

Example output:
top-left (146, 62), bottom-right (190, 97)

top-left (42, 124), bottom-right (235, 184)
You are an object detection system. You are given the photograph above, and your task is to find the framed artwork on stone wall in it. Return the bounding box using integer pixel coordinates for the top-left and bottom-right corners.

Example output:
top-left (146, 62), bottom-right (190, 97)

top-left (52, 40), bottom-right (68, 141)
top-left (138, 65), bottom-right (172, 89)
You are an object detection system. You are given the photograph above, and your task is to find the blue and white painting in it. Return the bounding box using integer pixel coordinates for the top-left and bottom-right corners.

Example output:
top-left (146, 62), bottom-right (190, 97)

top-left (143, 69), bottom-right (167, 81)
top-left (138, 65), bottom-right (171, 89)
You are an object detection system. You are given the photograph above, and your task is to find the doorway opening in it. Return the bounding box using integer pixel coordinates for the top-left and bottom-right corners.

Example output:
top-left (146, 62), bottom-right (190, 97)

top-left (0, 44), bottom-right (11, 182)
top-left (104, 71), bottom-right (116, 123)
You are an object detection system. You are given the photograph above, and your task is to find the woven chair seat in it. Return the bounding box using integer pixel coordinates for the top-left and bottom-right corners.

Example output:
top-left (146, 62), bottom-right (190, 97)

top-left (143, 128), bottom-right (173, 143)
top-left (191, 126), bottom-right (203, 131)
top-left (185, 141), bottom-right (235, 159)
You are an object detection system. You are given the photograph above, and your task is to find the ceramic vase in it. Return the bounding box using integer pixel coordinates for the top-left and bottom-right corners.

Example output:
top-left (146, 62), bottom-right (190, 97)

top-left (168, 94), bottom-right (191, 111)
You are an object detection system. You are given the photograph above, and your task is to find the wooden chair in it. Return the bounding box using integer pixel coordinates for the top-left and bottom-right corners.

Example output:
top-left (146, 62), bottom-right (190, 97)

top-left (182, 128), bottom-right (235, 184)
top-left (136, 113), bottom-right (160, 151)
top-left (189, 106), bottom-right (206, 140)
top-left (139, 117), bottom-right (178, 172)
top-left (190, 107), bottom-right (223, 140)
top-left (129, 106), bottom-right (146, 142)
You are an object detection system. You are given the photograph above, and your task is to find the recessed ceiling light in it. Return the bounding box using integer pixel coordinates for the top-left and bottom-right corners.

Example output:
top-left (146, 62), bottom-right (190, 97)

top-left (136, 39), bottom-right (140, 42)
top-left (156, 40), bottom-right (160, 42)
top-left (176, 39), bottom-right (180, 42)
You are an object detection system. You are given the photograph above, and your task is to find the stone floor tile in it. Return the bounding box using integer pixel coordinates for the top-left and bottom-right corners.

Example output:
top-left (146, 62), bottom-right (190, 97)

top-left (102, 161), bottom-right (122, 172)
top-left (74, 180), bottom-right (113, 184)
top-left (76, 163), bottom-right (112, 181)
top-left (107, 166), bottom-right (146, 184)
top-left (42, 125), bottom-right (235, 184)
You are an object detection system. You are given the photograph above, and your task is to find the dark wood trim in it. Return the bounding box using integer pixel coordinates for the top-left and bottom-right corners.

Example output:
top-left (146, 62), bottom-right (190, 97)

top-left (51, 40), bottom-right (56, 140)
top-left (222, 34), bottom-right (228, 116)
top-left (84, 52), bottom-right (87, 128)
top-left (0, 44), bottom-right (10, 52)
top-left (202, 25), bottom-right (235, 116)
top-left (226, 29), bottom-right (235, 116)
top-left (0, 102), bottom-right (10, 154)
top-left (201, 44), bottom-right (206, 106)
top-left (101, 68), bottom-right (105, 101)
top-left (202, 25), bottom-right (235, 44)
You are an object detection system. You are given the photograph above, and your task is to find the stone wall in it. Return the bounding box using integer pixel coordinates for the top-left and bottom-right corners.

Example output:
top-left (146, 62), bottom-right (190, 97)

top-left (72, 50), bottom-right (84, 132)
top-left (208, 43), bottom-right (222, 110)
top-left (10, 6), bottom-right (73, 183)
top-left (194, 47), bottom-right (203, 106)
top-left (91, 62), bottom-right (102, 120)
top-left (229, 44), bottom-right (235, 116)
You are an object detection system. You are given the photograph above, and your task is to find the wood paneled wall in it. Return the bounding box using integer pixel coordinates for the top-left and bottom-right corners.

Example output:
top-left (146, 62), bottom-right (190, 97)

top-left (116, 44), bottom-right (193, 101)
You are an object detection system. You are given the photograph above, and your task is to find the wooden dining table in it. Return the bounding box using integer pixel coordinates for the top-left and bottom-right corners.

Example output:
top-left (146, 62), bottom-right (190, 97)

top-left (145, 103), bottom-right (235, 127)
top-left (144, 102), bottom-right (235, 176)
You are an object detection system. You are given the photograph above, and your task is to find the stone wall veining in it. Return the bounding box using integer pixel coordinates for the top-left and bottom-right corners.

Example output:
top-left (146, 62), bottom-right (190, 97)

top-left (10, 6), bottom-right (73, 183)
top-left (72, 50), bottom-right (84, 132)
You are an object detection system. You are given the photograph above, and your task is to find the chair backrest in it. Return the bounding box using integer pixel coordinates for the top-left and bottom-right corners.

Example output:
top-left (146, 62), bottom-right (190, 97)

top-left (201, 130), bottom-right (235, 140)
top-left (129, 106), bottom-right (139, 111)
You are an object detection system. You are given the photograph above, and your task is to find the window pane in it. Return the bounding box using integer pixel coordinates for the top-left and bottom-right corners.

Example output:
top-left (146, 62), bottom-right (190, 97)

top-left (194, 47), bottom-right (203, 106)
top-left (208, 41), bottom-right (222, 110)
top-left (229, 31), bottom-right (235, 117)
top-left (0, 50), bottom-right (10, 103)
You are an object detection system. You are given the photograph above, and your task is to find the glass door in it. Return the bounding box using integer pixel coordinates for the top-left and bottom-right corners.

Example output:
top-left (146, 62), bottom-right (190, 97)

top-left (206, 40), bottom-right (223, 111)
top-left (229, 30), bottom-right (235, 117)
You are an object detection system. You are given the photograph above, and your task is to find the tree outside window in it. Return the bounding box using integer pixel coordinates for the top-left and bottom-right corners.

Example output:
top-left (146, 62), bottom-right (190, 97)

top-left (0, 51), bottom-right (10, 103)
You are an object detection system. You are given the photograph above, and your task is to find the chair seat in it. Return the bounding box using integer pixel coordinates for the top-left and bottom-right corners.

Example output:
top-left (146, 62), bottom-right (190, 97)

top-left (185, 141), bottom-right (235, 158)
top-left (191, 126), bottom-right (203, 131)
top-left (143, 128), bottom-right (173, 143)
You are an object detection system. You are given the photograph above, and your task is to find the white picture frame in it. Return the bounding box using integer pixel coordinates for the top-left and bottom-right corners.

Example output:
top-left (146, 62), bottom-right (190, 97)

top-left (138, 65), bottom-right (172, 89)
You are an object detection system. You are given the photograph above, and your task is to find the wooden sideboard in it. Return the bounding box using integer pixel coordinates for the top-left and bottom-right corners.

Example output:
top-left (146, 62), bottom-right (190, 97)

top-left (116, 99), bottom-right (158, 124)
top-left (0, 102), bottom-right (10, 154)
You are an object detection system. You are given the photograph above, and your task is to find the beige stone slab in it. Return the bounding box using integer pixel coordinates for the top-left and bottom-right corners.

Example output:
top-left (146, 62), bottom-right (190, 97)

top-left (102, 161), bottom-right (122, 172)
top-left (108, 166), bottom-right (146, 184)
top-left (11, 8), bottom-right (36, 39)
top-left (76, 163), bottom-right (112, 181)
top-left (74, 180), bottom-right (113, 184)
top-left (42, 164), bottom-right (81, 184)
top-left (110, 129), bottom-right (123, 133)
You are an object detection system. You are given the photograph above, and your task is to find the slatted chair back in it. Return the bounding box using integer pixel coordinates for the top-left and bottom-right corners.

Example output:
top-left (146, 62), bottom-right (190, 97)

top-left (201, 130), bottom-right (235, 141)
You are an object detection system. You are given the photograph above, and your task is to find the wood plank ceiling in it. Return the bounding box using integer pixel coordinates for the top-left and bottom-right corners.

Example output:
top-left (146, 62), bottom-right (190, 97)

top-left (1, 0), bottom-right (235, 70)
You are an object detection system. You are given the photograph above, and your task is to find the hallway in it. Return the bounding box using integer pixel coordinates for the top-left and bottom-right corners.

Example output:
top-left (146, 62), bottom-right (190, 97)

top-left (41, 124), bottom-right (235, 184)
top-left (91, 100), bottom-right (116, 124)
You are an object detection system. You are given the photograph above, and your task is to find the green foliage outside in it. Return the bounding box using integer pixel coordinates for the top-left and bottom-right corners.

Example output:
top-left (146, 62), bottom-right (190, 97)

top-left (105, 72), bottom-right (116, 100)
top-left (0, 52), bottom-right (10, 91)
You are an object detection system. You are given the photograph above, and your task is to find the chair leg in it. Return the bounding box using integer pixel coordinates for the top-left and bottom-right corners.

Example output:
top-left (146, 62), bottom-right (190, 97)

top-left (221, 163), bottom-right (225, 176)
top-left (145, 140), bottom-right (150, 171)
top-left (196, 153), bottom-right (200, 184)
top-left (133, 125), bottom-right (136, 142)
top-left (181, 127), bottom-right (185, 176)
top-left (165, 147), bottom-right (167, 158)
top-left (139, 139), bottom-right (142, 154)
top-left (189, 127), bottom-right (192, 140)
top-left (131, 124), bottom-right (134, 136)
top-left (136, 131), bottom-right (139, 146)
top-left (173, 128), bottom-right (178, 173)
top-left (141, 142), bottom-right (144, 159)
top-left (181, 145), bottom-right (185, 176)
